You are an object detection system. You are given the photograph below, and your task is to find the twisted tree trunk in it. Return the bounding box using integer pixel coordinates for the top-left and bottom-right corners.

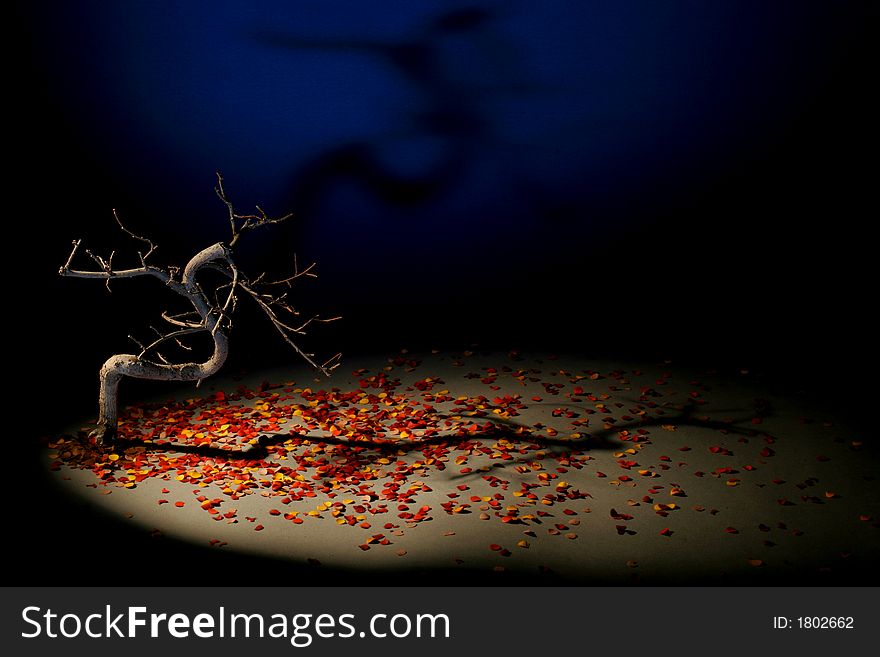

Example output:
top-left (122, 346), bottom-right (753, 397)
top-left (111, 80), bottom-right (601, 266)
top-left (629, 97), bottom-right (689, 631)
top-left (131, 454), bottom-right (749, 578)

top-left (63, 243), bottom-right (233, 443)
top-left (60, 175), bottom-right (339, 445)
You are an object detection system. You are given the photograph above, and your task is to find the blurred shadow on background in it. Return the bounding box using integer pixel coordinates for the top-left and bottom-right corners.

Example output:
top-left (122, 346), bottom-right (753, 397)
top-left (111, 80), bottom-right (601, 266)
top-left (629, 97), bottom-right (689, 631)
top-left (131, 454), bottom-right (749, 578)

top-left (257, 6), bottom-right (550, 221)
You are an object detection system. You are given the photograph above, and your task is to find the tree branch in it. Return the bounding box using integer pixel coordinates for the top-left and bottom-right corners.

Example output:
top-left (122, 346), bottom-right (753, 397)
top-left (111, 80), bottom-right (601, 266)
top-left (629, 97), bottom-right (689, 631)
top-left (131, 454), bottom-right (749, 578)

top-left (215, 171), bottom-right (294, 247)
top-left (113, 208), bottom-right (156, 265)
top-left (139, 326), bottom-right (204, 359)
top-left (161, 310), bottom-right (205, 329)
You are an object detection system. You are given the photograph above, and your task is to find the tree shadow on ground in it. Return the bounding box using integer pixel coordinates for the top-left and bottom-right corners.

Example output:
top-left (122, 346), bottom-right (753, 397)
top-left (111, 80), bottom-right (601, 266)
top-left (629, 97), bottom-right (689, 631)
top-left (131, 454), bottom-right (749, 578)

top-left (92, 396), bottom-right (770, 481)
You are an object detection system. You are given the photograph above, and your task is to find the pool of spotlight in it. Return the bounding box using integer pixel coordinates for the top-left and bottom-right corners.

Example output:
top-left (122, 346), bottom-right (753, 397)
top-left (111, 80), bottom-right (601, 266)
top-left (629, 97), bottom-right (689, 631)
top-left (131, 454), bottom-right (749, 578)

top-left (44, 350), bottom-right (880, 584)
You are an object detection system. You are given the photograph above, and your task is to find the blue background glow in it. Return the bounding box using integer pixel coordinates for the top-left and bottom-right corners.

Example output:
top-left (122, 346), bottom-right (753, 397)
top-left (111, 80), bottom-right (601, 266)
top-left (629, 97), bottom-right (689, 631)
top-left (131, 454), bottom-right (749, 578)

top-left (14, 0), bottom-right (876, 367)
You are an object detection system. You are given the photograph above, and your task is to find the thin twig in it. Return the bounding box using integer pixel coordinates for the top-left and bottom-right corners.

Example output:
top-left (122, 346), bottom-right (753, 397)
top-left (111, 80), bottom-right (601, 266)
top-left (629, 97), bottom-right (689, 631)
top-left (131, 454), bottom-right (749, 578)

top-left (215, 171), bottom-right (294, 247)
top-left (113, 208), bottom-right (157, 264)
top-left (140, 327), bottom-right (204, 359)
top-left (161, 310), bottom-right (204, 328)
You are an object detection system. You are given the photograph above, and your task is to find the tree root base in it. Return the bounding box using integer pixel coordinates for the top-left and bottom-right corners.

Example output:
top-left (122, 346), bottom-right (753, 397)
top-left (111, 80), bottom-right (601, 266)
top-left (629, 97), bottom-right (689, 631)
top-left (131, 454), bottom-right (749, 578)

top-left (89, 425), bottom-right (117, 447)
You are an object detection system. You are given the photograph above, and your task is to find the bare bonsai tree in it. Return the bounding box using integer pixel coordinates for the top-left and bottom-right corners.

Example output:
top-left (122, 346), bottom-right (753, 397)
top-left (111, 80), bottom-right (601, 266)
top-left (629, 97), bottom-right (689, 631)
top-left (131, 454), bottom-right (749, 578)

top-left (59, 174), bottom-right (340, 445)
